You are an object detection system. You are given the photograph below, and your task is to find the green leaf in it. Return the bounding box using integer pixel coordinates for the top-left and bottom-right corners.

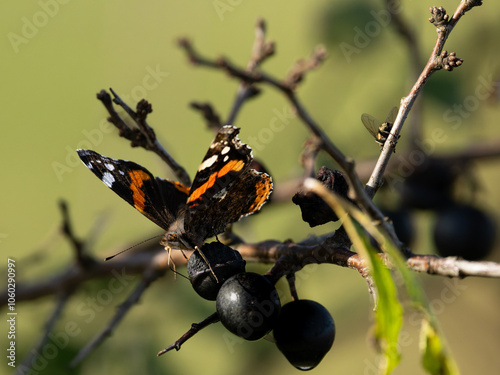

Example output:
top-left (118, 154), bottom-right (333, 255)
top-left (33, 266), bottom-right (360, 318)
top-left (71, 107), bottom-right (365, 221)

top-left (420, 318), bottom-right (460, 375)
top-left (359, 233), bottom-right (403, 374)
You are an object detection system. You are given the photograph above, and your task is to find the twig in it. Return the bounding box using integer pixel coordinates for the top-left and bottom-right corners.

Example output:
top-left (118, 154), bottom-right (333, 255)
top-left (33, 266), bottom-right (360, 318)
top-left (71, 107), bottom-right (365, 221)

top-left (407, 256), bottom-right (500, 278)
top-left (157, 313), bottom-right (220, 356)
top-left (300, 136), bottom-right (322, 179)
top-left (226, 85), bottom-right (261, 125)
top-left (17, 292), bottom-right (71, 374)
top-left (186, 20), bottom-right (269, 132)
top-left (237, 237), bottom-right (500, 280)
top-left (70, 265), bottom-right (167, 367)
top-left (59, 200), bottom-right (93, 268)
top-left (8, 229), bottom-right (500, 314)
top-left (283, 46), bottom-right (327, 90)
top-left (227, 18), bottom-right (273, 125)
top-left (355, 138), bottom-right (500, 182)
top-left (385, 0), bottom-right (423, 148)
top-left (286, 274), bottom-right (299, 301)
top-left (97, 89), bottom-right (191, 186)
top-left (189, 101), bottom-right (222, 131)
top-left (1, 249), bottom-right (185, 306)
top-left (365, 1), bottom-right (481, 197)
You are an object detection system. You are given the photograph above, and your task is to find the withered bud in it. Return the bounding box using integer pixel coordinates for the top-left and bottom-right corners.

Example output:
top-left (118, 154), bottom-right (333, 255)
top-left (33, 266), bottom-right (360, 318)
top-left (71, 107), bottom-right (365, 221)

top-left (292, 167), bottom-right (352, 227)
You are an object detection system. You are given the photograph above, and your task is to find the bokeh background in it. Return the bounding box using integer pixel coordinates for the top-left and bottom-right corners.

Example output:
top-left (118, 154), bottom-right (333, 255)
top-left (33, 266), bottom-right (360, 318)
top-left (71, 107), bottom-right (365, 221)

top-left (2, 1), bottom-right (500, 374)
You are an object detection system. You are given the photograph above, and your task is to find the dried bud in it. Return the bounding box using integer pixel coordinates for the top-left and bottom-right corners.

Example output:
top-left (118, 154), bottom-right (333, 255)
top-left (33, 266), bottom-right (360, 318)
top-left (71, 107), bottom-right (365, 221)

top-left (429, 6), bottom-right (449, 28)
top-left (137, 99), bottom-right (153, 116)
top-left (292, 167), bottom-right (352, 227)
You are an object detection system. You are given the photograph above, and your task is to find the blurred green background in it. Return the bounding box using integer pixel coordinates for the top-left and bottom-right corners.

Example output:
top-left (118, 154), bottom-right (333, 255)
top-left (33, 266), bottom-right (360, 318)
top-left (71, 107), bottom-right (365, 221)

top-left (2, 0), bottom-right (500, 374)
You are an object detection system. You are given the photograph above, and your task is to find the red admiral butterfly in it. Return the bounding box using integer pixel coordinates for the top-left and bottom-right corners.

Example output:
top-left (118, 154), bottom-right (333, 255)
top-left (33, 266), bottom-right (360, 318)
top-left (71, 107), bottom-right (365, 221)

top-left (77, 125), bottom-right (272, 252)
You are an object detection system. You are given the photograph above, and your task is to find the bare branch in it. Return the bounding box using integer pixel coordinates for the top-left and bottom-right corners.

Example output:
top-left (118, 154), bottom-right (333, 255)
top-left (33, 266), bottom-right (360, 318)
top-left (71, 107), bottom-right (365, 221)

top-left (1, 249), bottom-right (185, 306)
top-left (157, 313), bottom-right (220, 356)
top-left (407, 255), bottom-right (500, 278)
top-left (97, 89), bottom-right (191, 186)
top-left (365, 2), bottom-right (478, 197)
top-left (17, 292), bottom-right (71, 374)
top-left (385, 0), bottom-right (423, 147)
top-left (283, 46), bottom-right (327, 90)
top-left (70, 265), bottom-right (167, 367)
top-left (237, 237), bottom-right (500, 280)
top-left (177, 36), bottom-right (402, 253)
top-left (189, 101), bottom-right (223, 131)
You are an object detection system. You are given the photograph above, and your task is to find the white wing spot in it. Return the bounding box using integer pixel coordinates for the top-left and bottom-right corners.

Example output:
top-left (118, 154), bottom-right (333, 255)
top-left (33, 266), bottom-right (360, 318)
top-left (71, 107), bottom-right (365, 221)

top-left (105, 163), bottom-right (115, 171)
top-left (221, 146), bottom-right (230, 155)
top-left (102, 171), bottom-right (115, 188)
top-left (223, 155), bottom-right (229, 162)
top-left (212, 187), bottom-right (228, 200)
top-left (85, 162), bottom-right (93, 169)
top-left (198, 154), bottom-right (218, 171)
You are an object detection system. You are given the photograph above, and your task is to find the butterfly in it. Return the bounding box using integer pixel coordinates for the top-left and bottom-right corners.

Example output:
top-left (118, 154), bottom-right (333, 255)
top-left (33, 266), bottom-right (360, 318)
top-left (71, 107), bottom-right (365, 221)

top-left (77, 125), bottom-right (273, 254)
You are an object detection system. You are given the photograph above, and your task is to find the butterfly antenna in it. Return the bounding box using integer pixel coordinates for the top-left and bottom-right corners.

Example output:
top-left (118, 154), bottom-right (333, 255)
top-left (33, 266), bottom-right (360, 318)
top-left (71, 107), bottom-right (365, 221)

top-left (170, 268), bottom-right (189, 281)
top-left (194, 246), bottom-right (219, 283)
top-left (105, 235), bottom-right (163, 261)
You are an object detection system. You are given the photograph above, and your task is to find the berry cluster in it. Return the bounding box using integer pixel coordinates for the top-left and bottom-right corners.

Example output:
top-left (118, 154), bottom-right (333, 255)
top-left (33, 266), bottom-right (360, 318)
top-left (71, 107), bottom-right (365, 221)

top-left (388, 158), bottom-right (496, 260)
top-left (188, 242), bottom-right (336, 370)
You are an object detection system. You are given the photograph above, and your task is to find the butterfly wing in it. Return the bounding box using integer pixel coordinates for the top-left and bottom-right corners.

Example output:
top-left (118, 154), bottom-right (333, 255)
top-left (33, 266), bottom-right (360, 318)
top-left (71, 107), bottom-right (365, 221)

top-left (183, 126), bottom-right (272, 243)
top-left (77, 149), bottom-right (189, 231)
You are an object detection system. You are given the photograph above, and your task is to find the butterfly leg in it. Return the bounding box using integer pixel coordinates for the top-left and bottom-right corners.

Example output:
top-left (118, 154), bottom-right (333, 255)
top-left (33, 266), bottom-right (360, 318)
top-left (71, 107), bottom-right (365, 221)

top-left (165, 246), bottom-right (178, 280)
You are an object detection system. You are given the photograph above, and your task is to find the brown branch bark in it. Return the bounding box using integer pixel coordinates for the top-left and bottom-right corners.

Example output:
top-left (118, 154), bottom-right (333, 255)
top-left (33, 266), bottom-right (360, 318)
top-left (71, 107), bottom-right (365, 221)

top-left (365, 2), bottom-right (481, 197)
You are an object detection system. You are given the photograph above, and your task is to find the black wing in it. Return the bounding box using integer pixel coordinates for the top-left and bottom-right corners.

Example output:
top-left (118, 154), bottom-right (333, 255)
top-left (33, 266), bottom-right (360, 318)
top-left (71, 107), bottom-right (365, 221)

top-left (183, 125), bottom-right (272, 241)
top-left (77, 149), bottom-right (189, 231)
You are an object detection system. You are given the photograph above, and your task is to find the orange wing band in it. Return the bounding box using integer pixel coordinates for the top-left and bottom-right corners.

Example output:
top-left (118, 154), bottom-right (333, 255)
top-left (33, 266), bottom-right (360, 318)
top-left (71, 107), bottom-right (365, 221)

top-left (129, 170), bottom-right (151, 213)
top-left (187, 159), bottom-right (245, 205)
